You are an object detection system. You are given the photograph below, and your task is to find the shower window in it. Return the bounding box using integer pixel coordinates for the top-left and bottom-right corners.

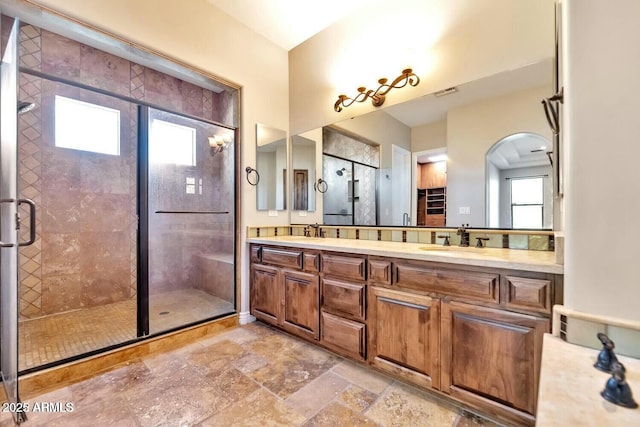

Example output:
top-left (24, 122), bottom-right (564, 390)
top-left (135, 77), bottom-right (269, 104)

top-left (149, 119), bottom-right (196, 166)
top-left (54, 95), bottom-right (121, 155)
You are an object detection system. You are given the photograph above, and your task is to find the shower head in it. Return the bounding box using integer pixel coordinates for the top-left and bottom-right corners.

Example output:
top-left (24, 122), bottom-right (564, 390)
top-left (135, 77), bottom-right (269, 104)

top-left (336, 168), bottom-right (346, 176)
top-left (18, 101), bottom-right (35, 115)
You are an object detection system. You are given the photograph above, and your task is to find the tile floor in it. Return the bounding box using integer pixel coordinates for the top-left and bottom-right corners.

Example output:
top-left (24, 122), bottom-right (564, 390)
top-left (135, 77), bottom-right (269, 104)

top-left (4, 322), bottom-right (500, 426)
top-left (18, 289), bottom-right (234, 370)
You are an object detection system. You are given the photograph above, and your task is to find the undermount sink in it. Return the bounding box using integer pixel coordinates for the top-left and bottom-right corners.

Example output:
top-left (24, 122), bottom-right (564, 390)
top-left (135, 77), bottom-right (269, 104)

top-left (419, 245), bottom-right (484, 253)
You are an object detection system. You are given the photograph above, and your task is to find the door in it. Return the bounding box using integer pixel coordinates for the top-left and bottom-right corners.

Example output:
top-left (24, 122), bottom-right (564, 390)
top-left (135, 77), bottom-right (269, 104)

top-left (441, 301), bottom-right (548, 422)
top-left (144, 106), bottom-right (236, 335)
top-left (391, 144), bottom-right (411, 225)
top-left (1, 16), bottom-right (27, 423)
top-left (250, 264), bottom-right (281, 325)
top-left (282, 269), bottom-right (319, 340)
top-left (368, 286), bottom-right (440, 389)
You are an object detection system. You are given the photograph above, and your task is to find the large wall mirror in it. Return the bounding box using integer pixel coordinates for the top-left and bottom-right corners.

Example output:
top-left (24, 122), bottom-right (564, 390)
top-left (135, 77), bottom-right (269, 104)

top-left (292, 59), bottom-right (555, 229)
top-left (256, 123), bottom-right (287, 211)
top-left (291, 134), bottom-right (316, 211)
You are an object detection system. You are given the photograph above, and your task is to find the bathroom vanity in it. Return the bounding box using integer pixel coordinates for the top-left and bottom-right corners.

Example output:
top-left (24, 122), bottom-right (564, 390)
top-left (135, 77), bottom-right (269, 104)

top-left (248, 235), bottom-right (563, 426)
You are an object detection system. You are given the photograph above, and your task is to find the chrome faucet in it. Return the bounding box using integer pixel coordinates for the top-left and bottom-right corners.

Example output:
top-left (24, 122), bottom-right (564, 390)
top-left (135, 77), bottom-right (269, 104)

top-left (457, 224), bottom-right (470, 247)
top-left (402, 212), bottom-right (410, 226)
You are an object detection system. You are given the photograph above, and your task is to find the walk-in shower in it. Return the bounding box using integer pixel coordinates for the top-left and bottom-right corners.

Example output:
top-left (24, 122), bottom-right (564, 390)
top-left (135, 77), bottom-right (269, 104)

top-left (12, 21), bottom-right (238, 372)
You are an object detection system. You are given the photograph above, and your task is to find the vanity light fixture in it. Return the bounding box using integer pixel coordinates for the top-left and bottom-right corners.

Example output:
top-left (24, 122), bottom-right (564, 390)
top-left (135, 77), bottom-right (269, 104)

top-left (334, 68), bottom-right (420, 112)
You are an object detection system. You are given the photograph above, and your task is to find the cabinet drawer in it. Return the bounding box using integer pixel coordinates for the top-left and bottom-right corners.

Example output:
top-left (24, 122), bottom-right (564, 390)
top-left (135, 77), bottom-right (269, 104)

top-left (261, 247), bottom-right (303, 270)
top-left (369, 259), bottom-right (392, 285)
top-left (393, 261), bottom-right (499, 304)
top-left (503, 276), bottom-right (552, 314)
top-left (303, 252), bottom-right (320, 273)
top-left (321, 311), bottom-right (366, 361)
top-left (321, 253), bottom-right (366, 281)
top-left (322, 278), bottom-right (365, 321)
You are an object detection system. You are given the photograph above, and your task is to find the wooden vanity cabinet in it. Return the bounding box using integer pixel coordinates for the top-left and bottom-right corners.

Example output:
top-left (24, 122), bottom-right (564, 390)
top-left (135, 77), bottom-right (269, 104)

top-left (250, 244), bottom-right (559, 427)
top-left (441, 301), bottom-right (548, 426)
top-left (250, 245), bottom-right (320, 341)
top-left (320, 252), bottom-right (368, 361)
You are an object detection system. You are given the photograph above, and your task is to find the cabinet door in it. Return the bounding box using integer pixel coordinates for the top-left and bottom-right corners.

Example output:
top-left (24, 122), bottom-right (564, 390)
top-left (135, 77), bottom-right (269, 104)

top-left (282, 270), bottom-right (320, 340)
top-left (250, 264), bottom-right (281, 326)
top-left (368, 286), bottom-right (440, 389)
top-left (441, 301), bottom-right (549, 425)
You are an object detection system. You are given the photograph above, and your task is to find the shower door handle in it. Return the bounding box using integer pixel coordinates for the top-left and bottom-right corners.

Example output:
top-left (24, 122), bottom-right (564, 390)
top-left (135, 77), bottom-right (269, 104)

top-left (18, 198), bottom-right (36, 247)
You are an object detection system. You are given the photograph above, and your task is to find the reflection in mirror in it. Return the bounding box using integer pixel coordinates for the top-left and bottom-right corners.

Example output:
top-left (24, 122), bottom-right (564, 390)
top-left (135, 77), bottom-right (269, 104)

top-left (291, 135), bottom-right (316, 211)
top-left (256, 123), bottom-right (287, 211)
top-left (486, 133), bottom-right (553, 229)
top-left (295, 60), bottom-right (553, 228)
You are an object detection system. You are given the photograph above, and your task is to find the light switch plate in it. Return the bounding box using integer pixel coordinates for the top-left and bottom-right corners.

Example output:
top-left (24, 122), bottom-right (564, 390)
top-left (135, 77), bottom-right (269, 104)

top-left (268, 210), bottom-right (278, 217)
top-left (459, 206), bottom-right (471, 215)
top-left (298, 211), bottom-right (307, 217)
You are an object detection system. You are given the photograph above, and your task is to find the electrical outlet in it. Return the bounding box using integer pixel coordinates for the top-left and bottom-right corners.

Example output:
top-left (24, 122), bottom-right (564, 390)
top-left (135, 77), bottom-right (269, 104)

top-left (459, 206), bottom-right (471, 215)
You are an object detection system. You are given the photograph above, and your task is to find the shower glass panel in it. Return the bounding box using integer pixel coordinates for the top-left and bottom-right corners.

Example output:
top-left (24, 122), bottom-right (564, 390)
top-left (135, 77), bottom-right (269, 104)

top-left (322, 155), bottom-right (378, 225)
top-left (17, 75), bottom-right (138, 371)
top-left (353, 163), bottom-right (377, 226)
top-left (147, 107), bottom-right (235, 335)
top-left (322, 155), bottom-right (353, 225)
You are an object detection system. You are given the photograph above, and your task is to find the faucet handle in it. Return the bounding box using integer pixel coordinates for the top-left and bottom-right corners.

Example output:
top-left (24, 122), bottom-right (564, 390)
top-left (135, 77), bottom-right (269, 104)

top-left (437, 235), bottom-right (451, 246)
top-left (475, 237), bottom-right (490, 248)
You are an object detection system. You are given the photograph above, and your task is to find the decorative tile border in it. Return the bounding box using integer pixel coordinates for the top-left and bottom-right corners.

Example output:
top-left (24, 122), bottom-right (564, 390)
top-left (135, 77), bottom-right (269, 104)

top-left (247, 225), bottom-right (556, 252)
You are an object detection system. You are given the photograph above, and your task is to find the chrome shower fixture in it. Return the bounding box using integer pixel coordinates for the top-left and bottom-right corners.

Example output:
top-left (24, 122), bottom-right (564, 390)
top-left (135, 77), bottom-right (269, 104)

top-left (18, 101), bottom-right (35, 114)
top-left (336, 168), bottom-right (347, 176)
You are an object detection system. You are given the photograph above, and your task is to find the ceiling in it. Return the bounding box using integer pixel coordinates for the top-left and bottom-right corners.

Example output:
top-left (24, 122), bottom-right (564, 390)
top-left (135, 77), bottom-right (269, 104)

top-left (207, 1), bottom-right (552, 134)
top-left (207, 0), bottom-right (383, 50)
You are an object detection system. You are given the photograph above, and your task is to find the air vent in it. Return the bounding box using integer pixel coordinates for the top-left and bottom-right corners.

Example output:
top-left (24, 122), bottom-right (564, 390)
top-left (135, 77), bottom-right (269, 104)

top-left (434, 87), bottom-right (458, 97)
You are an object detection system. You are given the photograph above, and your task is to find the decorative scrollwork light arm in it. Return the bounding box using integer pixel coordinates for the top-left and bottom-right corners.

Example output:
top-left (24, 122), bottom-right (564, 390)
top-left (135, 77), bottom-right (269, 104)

top-left (334, 68), bottom-right (420, 112)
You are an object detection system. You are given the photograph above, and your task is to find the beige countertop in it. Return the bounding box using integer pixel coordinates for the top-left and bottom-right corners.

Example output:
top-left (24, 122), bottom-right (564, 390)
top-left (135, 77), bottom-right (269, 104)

top-left (537, 334), bottom-right (640, 425)
top-left (247, 236), bottom-right (563, 274)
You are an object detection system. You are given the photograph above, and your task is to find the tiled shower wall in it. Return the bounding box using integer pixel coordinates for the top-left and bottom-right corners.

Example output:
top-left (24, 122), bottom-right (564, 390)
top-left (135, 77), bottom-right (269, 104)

top-left (17, 22), bottom-right (236, 319)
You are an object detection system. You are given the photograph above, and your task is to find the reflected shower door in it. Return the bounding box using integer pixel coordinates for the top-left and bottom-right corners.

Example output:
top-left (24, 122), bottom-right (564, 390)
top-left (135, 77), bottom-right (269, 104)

top-left (145, 107), bottom-right (235, 335)
top-left (353, 163), bottom-right (377, 226)
top-left (322, 155), bottom-right (353, 225)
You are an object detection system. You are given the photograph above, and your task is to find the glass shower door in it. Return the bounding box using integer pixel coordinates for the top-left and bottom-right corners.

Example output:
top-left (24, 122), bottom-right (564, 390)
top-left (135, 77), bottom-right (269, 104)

top-left (145, 107), bottom-right (235, 334)
top-left (0, 16), bottom-right (26, 423)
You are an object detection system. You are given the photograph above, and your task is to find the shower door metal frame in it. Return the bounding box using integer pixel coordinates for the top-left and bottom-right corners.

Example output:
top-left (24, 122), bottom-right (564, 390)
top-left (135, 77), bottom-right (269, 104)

top-left (0, 15), bottom-right (27, 424)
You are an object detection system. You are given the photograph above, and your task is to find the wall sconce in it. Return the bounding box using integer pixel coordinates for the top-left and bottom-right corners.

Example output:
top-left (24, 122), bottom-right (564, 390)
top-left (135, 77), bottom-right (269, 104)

top-left (334, 68), bottom-right (420, 112)
top-left (208, 135), bottom-right (228, 157)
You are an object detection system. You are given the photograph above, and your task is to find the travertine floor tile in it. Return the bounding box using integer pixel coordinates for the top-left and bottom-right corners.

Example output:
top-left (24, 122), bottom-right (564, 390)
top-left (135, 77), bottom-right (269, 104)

top-left (302, 401), bottom-right (378, 427)
top-left (331, 360), bottom-right (393, 394)
top-left (285, 371), bottom-right (350, 417)
top-left (364, 381), bottom-right (459, 427)
top-left (199, 389), bottom-right (306, 427)
top-left (19, 322), bottom-right (503, 426)
top-left (337, 384), bottom-right (378, 413)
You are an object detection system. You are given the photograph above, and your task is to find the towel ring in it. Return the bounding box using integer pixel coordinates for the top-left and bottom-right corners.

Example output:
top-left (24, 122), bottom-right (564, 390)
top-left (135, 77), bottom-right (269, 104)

top-left (314, 178), bottom-right (328, 193)
top-left (245, 167), bottom-right (260, 186)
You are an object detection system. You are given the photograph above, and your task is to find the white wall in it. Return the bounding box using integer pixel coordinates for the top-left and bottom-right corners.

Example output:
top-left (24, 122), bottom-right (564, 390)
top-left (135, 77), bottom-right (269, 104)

top-left (564, 0), bottom-right (640, 323)
top-left (289, 0), bottom-right (555, 135)
top-left (334, 110), bottom-right (411, 170)
top-left (446, 86), bottom-right (551, 227)
top-left (412, 120), bottom-right (447, 153)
